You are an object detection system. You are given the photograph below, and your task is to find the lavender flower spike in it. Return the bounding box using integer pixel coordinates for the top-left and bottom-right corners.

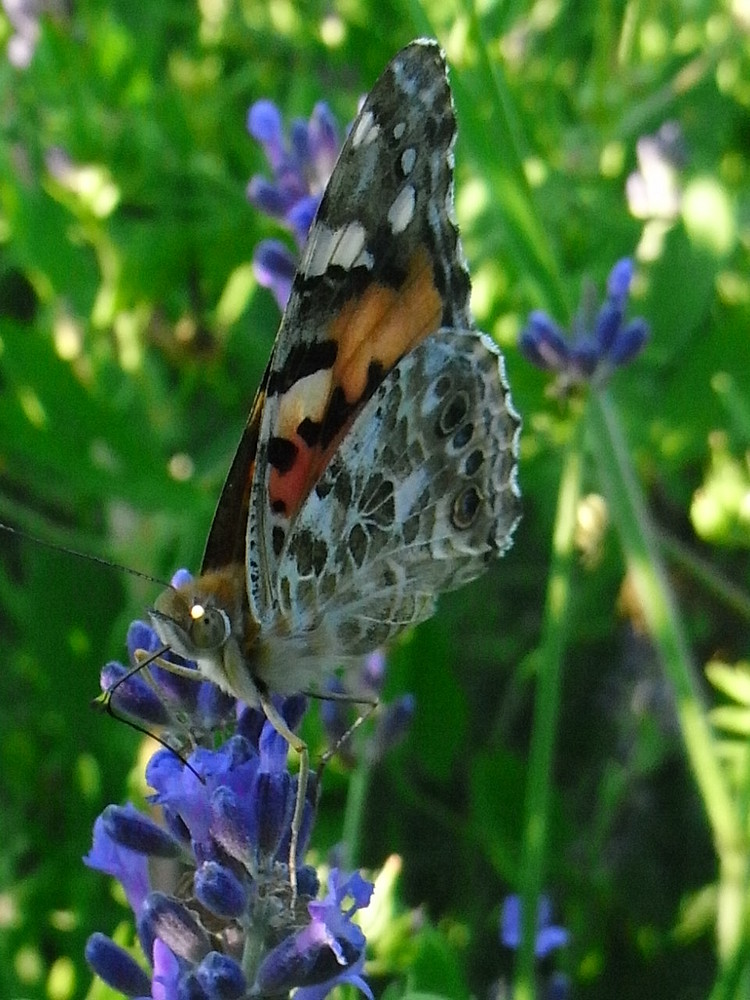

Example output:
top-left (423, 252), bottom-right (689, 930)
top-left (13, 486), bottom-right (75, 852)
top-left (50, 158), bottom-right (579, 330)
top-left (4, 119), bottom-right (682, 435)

top-left (519, 257), bottom-right (649, 389)
top-left (86, 603), bottom-right (374, 999)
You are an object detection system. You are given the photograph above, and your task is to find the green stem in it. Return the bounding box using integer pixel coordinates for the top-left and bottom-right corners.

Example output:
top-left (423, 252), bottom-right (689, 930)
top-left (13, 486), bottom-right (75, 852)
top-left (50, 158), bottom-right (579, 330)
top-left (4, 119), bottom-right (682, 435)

top-left (656, 528), bottom-right (750, 624)
top-left (587, 389), bottom-right (745, 962)
top-left (708, 905), bottom-right (750, 1000)
top-left (514, 413), bottom-right (585, 1000)
top-left (340, 750), bottom-right (373, 871)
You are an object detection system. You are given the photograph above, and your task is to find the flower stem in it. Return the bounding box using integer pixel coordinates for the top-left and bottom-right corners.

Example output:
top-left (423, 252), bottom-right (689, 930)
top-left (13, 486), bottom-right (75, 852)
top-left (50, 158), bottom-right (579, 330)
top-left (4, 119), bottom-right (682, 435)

top-left (514, 412), bottom-right (585, 1000)
top-left (340, 748), bottom-right (373, 870)
top-left (587, 388), bottom-right (744, 962)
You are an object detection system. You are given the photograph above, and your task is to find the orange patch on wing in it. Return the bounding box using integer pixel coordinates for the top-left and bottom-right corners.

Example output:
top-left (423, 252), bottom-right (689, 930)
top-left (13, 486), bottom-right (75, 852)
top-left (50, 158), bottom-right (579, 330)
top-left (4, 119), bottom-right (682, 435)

top-left (268, 247), bottom-right (443, 521)
top-left (269, 436), bottom-right (316, 517)
top-left (329, 246), bottom-right (443, 403)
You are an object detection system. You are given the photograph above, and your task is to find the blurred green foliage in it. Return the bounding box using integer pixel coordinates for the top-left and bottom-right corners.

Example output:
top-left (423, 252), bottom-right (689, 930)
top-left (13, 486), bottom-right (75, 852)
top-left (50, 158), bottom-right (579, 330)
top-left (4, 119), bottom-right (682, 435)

top-left (1, 1), bottom-right (749, 999)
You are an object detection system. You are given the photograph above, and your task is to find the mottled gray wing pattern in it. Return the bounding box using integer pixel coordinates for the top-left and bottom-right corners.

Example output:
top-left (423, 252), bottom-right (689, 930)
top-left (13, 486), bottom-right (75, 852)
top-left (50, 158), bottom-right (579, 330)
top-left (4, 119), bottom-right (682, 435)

top-left (255, 328), bottom-right (520, 693)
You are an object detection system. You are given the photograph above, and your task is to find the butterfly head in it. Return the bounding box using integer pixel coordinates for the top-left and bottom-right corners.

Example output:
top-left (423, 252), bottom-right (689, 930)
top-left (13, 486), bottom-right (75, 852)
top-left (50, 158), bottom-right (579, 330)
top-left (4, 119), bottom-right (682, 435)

top-left (148, 565), bottom-right (261, 700)
top-left (149, 588), bottom-right (232, 661)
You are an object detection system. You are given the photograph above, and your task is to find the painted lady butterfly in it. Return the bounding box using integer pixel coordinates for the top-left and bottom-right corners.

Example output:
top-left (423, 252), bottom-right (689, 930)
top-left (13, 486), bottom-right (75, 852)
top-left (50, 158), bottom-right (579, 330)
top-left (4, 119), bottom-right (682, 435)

top-left (146, 38), bottom-right (521, 888)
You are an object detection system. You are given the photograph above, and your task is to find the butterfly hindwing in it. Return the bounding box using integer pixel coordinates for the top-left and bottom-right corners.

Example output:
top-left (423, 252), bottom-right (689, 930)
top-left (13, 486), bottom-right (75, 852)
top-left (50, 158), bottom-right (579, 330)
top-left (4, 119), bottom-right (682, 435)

top-left (250, 327), bottom-right (520, 692)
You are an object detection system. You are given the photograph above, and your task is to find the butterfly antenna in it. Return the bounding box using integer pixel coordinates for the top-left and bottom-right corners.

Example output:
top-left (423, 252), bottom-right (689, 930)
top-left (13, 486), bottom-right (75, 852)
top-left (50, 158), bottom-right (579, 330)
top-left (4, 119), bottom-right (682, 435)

top-left (93, 644), bottom-right (205, 783)
top-left (0, 520), bottom-right (172, 589)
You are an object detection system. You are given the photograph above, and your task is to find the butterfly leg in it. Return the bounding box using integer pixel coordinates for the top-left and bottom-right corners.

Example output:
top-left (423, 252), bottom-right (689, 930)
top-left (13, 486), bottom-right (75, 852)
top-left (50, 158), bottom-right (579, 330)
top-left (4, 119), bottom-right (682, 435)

top-left (258, 690), bottom-right (308, 907)
top-left (126, 650), bottom-right (310, 904)
top-left (132, 649), bottom-right (207, 681)
top-left (96, 646), bottom-right (206, 781)
top-left (94, 644), bottom-right (173, 713)
top-left (129, 648), bottom-right (216, 722)
top-left (95, 644), bottom-right (191, 719)
top-left (315, 694), bottom-right (379, 777)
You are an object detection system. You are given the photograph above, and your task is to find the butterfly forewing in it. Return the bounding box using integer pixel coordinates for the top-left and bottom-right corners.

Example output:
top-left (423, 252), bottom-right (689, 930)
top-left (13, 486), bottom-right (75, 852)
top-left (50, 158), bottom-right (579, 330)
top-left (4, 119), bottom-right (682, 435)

top-left (248, 39), bottom-right (481, 627)
top-left (202, 388), bottom-right (265, 573)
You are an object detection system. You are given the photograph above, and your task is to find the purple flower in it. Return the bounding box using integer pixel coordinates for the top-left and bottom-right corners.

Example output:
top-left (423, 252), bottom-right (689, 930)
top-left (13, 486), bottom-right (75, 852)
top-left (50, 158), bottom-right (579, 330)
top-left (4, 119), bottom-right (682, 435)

top-left (150, 938), bottom-right (180, 1000)
top-left (519, 258), bottom-right (649, 389)
top-left (252, 238), bottom-right (298, 312)
top-left (83, 806), bottom-right (151, 919)
top-left (84, 934), bottom-right (151, 998)
top-left (3, 0), bottom-right (47, 69)
top-left (247, 99), bottom-right (343, 309)
top-left (500, 894), bottom-right (569, 959)
top-left (87, 599), bottom-right (374, 999)
top-left (255, 869), bottom-right (375, 999)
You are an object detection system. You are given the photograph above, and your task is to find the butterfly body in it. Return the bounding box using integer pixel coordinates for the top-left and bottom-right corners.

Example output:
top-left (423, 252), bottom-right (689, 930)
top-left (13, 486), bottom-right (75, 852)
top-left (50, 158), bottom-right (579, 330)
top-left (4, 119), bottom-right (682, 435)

top-left (149, 38), bottom-right (521, 724)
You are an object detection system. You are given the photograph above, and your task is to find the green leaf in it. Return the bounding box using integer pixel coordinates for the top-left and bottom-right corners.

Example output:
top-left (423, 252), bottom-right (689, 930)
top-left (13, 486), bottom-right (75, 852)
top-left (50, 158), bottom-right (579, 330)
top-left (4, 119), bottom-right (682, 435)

top-left (405, 926), bottom-right (470, 1000)
top-left (706, 661), bottom-right (750, 707)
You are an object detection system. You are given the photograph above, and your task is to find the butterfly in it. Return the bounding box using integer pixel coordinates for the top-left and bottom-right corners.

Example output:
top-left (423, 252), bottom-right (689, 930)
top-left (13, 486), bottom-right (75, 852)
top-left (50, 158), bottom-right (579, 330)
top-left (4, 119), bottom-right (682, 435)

top-left (145, 38), bottom-right (521, 895)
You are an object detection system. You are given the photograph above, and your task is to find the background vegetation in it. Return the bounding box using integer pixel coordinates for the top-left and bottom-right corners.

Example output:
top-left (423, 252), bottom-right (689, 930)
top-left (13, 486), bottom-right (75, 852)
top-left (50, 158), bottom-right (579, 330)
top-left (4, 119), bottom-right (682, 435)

top-left (1, 1), bottom-right (749, 998)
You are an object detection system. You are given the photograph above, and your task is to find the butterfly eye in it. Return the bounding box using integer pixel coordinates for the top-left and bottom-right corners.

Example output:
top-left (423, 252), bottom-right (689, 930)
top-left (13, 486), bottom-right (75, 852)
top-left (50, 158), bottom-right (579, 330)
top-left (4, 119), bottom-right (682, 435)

top-left (188, 604), bottom-right (231, 651)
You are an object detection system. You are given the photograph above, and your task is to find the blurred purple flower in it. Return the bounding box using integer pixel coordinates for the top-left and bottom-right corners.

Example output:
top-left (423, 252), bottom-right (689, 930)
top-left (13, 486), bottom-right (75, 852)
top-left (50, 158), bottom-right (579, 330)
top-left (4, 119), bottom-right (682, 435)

top-left (3, 0), bottom-right (40, 68)
top-left (3, 0), bottom-right (67, 69)
top-left (247, 99), bottom-right (342, 309)
top-left (519, 258), bottom-right (648, 388)
top-left (500, 893), bottom-right (569, 959)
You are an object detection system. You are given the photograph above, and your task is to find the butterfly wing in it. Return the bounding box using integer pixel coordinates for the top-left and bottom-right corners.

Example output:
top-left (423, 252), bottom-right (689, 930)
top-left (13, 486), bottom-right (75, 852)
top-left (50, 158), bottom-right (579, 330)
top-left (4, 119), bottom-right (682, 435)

top-left (255, 326), bottom-right (520, 694)
top-left (202, 384), bottom-right (266, 573)
top-left (203, 41), bottom-right (455, 576)
top-left (247, 39), bottom-right (477, 626)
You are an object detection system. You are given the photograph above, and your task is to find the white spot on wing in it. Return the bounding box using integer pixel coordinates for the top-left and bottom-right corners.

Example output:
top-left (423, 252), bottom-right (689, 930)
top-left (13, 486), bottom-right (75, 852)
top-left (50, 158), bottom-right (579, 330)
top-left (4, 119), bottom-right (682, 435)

top-left (302, 221), bottom-right (374, 277)
top-left (393, 121), bottom-right (406, 140)
top-left (330, 222), bottom-right (372, 270)
top-left (401, 148), bottom-right (417, 175)
top-left (353, 247), bottom-right (375, 269)
top-left (445, 184), bottom-right (457, 225)
top-left (302, 224), bottom-right (337, 277)
top-left (351, 110), bottom-right (380, 148)
top-left (387, 185), bottom-right (416, 234)
top-left (277, 368), bottom-right (332, 436)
